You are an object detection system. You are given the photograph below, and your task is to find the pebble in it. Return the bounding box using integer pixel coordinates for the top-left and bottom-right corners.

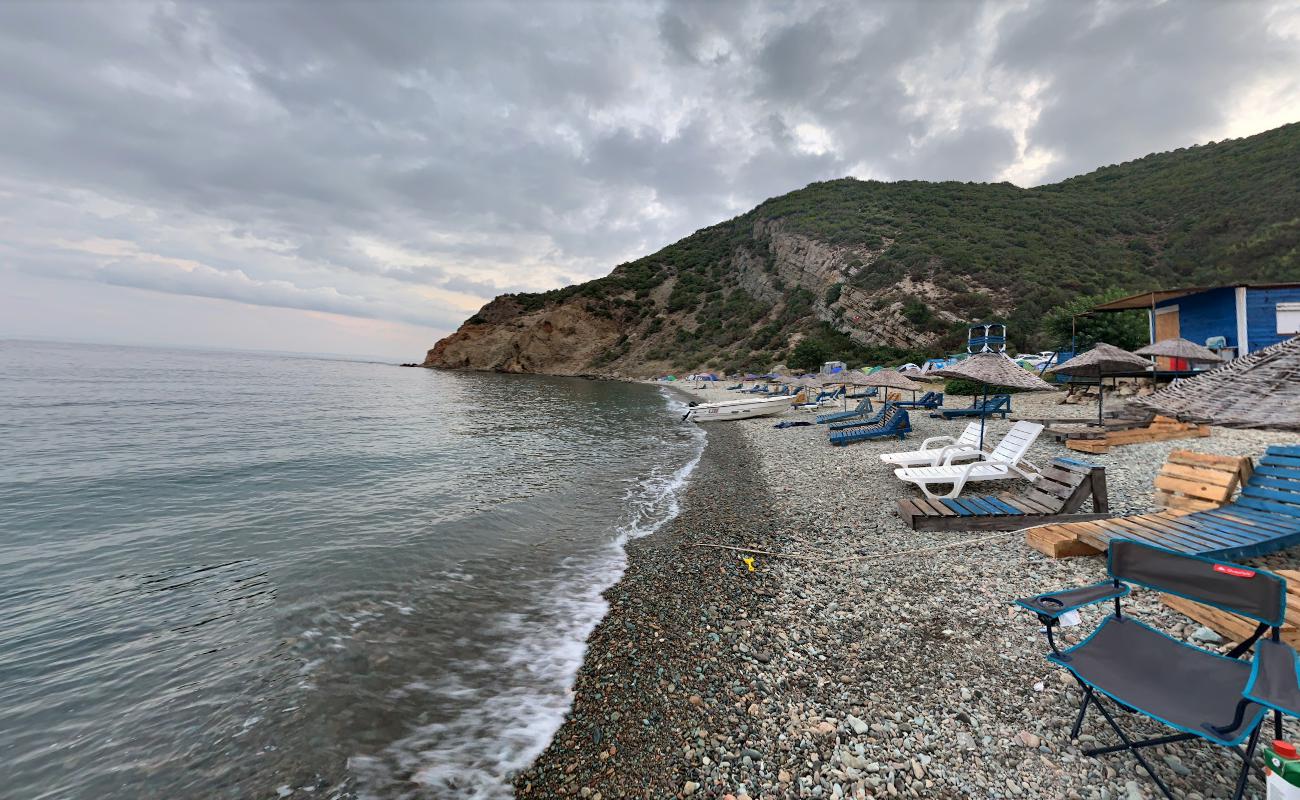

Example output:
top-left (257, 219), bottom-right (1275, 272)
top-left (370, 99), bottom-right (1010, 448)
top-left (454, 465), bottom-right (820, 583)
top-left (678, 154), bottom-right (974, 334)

top-left (514, 388), bottom-right (1300, 800)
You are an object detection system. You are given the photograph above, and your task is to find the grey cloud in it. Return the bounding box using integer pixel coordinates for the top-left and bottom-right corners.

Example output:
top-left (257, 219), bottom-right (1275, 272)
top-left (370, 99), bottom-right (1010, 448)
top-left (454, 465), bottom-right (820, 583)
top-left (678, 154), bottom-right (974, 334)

top-left (0, 0), bottom-right (1295, 344)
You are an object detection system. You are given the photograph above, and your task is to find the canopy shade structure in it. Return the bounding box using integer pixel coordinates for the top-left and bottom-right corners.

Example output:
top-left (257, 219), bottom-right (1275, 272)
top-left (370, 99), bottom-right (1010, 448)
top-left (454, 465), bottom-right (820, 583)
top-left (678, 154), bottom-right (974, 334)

top-left (1048, 342), bottom-right (1152, 377)
top-left (1048, 343), bottom-right (1152, 426)
top-left (1134, 335), bottom-right (1300, 431)
top-left (933, 353), bottom-right (1055, 448)
top-left (867, 369), bottom-right (927, 394)
top-left (1134, 337), bottom-right (1223, 364)
top-left (933, 353), bottom-right (1056, 391)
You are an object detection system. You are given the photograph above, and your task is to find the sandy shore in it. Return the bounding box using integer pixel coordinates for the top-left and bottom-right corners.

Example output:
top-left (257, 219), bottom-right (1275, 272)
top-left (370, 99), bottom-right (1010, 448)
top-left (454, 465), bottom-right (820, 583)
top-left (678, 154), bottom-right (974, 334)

top-left (522, 384), bottom-right (1297, 799)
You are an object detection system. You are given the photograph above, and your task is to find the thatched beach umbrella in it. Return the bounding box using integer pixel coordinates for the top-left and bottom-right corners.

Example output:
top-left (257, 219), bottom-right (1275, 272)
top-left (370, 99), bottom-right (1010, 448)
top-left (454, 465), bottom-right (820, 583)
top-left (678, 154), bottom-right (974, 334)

top-left (1134, 335), bottom-right (1300, 431)
top-left (1048, 342), bottom-right (1152, 426)
top-left (868, 368), bottom-right (927, 405)
top-left (933, 353), bottom-right (1055, 449)
top-left (1134, 337), bottom-right (1224, 366)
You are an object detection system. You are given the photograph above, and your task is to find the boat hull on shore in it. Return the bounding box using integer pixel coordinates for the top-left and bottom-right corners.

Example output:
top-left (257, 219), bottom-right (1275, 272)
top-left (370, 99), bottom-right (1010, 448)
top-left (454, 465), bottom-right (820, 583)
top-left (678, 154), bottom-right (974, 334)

top-left (684, 394), bottom-right (791, 422)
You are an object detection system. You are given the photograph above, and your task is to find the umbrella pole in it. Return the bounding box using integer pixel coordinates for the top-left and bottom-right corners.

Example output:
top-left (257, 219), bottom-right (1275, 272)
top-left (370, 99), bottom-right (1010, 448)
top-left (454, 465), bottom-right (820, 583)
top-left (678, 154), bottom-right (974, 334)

top-left (1097, 374), bottom-right (1104, 426)
top-left (978, 382), bottom-right (989, 450)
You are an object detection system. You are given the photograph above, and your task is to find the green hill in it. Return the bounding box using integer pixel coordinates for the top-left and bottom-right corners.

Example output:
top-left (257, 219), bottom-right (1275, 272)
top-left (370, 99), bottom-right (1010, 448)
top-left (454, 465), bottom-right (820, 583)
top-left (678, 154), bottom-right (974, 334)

top-left (426, 123), bottom-right (1300, 376)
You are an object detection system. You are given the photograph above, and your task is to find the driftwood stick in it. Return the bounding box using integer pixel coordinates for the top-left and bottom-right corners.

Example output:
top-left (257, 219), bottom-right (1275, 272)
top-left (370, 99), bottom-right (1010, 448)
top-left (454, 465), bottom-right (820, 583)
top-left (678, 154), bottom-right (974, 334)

top-left (692, 531), bottom-right (1021, 565)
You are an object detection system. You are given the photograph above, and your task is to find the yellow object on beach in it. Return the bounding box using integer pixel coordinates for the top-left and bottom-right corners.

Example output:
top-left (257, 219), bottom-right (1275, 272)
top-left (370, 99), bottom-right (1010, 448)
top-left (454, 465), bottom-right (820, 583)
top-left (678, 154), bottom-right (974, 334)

top-left (742, 556), bottom-right (756, 572)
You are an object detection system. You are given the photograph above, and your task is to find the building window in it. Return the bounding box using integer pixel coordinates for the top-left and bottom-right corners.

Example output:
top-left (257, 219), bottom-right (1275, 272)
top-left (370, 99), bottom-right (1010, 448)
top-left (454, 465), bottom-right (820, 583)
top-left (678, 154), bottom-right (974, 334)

top-left (1279, 303), bottom-right (1300, 335)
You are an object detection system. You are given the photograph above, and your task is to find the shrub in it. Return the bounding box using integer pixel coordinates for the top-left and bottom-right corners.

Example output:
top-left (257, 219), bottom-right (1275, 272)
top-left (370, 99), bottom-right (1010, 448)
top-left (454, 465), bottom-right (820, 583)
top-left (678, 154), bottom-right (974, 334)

top-left (789, 340), bottom-right (828, 372)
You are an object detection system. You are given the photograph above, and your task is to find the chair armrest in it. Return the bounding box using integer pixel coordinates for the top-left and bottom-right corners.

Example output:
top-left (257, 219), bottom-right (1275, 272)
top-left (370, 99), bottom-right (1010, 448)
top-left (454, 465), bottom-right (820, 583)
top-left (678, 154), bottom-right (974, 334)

top-left (1015, 581), bottom-right (1129, 619)
top-left (919, 435), bottom-right (956, 450)
top-left (937, 444), bottom-right (985, 462)
top-left (1244, 639), bottom-right (1300, 717)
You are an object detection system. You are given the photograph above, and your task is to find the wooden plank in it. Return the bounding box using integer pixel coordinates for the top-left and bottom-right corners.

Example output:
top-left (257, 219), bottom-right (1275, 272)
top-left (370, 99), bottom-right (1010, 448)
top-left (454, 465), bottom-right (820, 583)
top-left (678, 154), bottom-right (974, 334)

top-left (1026, 526), bottom-right (1104, 558)
top-left (1039, 465), bottom-right (1087, 486)
top-left (984, 496), bottom-right (1024, 515)
top-left (1162, 594), bottom-right (1300, 649)
top-left (896, 499), bottom-right (923, 525)
top-left (1068, 519), bottom-right (1127, 550)
top-left (1159, 493), bottom-right (1225, 512)
top-left (1089, 468), bottom-right (1110, 514)
top-left (1096, 515), bottom-right (1200, 551)
top-left (1160, 462), bottom-right (1242, 486)
top-left (1154, 474), bottom-right (1236, 503)
top-left (1066, 439), bottom-right (1110, 454)
top-left (1053, 457), bottom-right (1103, 474)
top-left (1168, 450), bottom-right (1252, 471)
top-left (1122, 514), bottom-right (1244, 551)
top-left (998, 495), bottom-right (1041, 514)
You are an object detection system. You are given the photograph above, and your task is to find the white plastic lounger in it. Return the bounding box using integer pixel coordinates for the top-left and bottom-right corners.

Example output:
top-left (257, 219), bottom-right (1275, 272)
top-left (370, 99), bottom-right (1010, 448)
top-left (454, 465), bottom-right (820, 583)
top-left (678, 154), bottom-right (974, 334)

top-left (879, 422), bottom-right (983, 468)
top-left (894, 421), bottom-right (1044, 499)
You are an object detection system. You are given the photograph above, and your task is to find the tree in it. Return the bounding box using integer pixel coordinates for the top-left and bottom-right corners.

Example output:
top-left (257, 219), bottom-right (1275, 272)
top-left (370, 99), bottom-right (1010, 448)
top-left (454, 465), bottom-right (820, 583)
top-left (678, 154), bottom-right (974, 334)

top-left (789, 339), bottom-right (828, 371)
top-left (1043, 289), bottom-right (1150, 352)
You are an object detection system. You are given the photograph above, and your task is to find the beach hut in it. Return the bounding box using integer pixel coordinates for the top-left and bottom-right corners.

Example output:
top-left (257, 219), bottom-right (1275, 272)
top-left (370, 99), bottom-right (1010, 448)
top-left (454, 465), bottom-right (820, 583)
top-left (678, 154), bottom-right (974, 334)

top-left (1134, 335), bottom-right (1300, 431)
top-left (1089, 283), bottom-right (1300, 366)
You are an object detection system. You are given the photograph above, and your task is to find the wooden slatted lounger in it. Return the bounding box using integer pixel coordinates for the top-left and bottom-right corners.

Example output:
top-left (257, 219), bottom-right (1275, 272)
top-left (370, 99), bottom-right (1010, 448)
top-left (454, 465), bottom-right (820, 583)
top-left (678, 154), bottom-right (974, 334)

top-left (898, 457), bottom-right (1109, 531)
top-left (1027, 447), bottom-right (1300, 560)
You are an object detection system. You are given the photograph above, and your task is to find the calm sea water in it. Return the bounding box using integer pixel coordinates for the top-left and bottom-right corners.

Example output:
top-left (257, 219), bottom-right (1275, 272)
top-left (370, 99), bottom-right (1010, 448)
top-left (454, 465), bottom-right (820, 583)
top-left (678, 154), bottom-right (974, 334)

top-left (0, 340), bottom-right (704, 800)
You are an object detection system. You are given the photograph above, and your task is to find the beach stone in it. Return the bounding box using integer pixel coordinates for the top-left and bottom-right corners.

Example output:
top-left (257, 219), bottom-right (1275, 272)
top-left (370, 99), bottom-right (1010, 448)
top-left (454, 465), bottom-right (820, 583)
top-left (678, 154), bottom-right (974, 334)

top-left (1190, 626), bottom-right (1223, 644)
top-left (845, 715), bottom-right (869, 735)
top-left (683, 780), bottom-right (699, 795)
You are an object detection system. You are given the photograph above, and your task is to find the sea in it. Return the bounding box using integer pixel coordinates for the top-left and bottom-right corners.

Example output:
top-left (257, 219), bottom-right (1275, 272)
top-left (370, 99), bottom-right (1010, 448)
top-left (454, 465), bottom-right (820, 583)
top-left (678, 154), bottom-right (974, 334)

top-left (0, 340), bottom-right (706, 800)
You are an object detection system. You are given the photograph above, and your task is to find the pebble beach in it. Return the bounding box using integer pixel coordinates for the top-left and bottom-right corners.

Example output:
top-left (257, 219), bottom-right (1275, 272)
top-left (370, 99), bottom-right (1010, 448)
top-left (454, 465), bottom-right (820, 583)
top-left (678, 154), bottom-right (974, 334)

top-left (519, 385), bottom-right (1298, 800)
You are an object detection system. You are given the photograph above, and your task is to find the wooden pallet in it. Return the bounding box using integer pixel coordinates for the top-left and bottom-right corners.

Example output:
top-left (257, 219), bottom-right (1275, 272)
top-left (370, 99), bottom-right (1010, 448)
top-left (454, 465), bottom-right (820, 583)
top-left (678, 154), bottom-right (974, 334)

top-left (1161, 569), bottom-right (1300, 648)
top-left (1063, 416), bottom-right (1210, 454)
top-left (899, 457), bottom-right (1109, 532)
top-left (1026, 450), bottom-right (1253, 558)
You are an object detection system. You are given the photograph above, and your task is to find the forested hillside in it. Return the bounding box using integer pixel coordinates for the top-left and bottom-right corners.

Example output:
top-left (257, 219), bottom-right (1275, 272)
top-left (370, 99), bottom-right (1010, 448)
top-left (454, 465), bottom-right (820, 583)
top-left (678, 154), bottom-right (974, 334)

top-left (426, 123), bottom-right (1299, 376)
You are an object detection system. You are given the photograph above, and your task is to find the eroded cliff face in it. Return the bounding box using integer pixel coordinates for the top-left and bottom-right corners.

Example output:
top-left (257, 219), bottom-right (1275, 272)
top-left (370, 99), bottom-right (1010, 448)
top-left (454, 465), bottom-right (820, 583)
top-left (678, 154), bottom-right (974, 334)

top-left (423, 222), bottom-right (1010, 377)
top-left (423, 297), bottom-right (624, 374)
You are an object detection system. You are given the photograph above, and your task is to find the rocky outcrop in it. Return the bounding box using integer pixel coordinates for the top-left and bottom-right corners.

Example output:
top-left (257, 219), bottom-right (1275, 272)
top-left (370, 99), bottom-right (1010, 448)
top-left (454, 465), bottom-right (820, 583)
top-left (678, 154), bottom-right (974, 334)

top-left (423, 297), bottom-right (624, 374)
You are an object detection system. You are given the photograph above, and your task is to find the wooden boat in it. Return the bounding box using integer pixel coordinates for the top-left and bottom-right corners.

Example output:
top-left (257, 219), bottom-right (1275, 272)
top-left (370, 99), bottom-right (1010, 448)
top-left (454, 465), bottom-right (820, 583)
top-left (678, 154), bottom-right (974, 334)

top-left (683, 394), bottom-right (792, 422)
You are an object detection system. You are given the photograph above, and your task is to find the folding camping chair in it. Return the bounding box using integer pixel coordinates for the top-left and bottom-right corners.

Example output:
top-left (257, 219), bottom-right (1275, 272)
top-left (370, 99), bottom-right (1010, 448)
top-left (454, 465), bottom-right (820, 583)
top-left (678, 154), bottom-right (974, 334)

top-left (1016, 539), bottom-right (1300, 800)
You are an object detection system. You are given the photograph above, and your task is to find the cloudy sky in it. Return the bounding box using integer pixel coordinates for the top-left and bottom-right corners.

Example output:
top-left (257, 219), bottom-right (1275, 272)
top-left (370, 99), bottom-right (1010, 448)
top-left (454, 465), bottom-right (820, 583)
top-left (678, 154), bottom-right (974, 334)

top-left (1, 1), bottom-right (1297, 359)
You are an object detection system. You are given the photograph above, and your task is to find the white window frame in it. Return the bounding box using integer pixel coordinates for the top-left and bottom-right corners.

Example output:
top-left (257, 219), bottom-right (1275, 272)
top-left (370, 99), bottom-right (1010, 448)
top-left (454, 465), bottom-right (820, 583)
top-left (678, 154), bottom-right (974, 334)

top-left (1278, 302), bottom-right (1300, 335)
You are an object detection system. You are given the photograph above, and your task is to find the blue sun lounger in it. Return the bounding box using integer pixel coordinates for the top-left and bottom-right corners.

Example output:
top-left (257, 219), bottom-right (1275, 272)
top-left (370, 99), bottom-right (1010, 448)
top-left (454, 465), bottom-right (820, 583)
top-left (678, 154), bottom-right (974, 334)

top-left (725, 382), bottom-right (743, 390)
top-left (816, 396), bottom-right (873, 424)
top-left (828, 404), bottom-right (889, 430)
top-left (932, 394), bottom-right (1010, 419)
top-left (1046, 445), bottom-right (1300, 560)
top-left (847, 387), bottom-right (878, 400)
top-left (895, 391), bottom-right (944, 410)
top-left (828, 408), bottom-right (910, 446)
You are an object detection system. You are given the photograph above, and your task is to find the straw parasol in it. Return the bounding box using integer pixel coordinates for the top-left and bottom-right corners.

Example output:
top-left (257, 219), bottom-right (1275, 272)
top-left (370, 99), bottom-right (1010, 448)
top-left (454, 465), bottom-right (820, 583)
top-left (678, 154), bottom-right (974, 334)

top-left (1134, 337), bottom-right (1223, 365)
top-left (868, 368), bottom-right (927, 405)
top-left (1134, 335), bottom-right (1300, 431)
top-left (1047, 342), bottom-right (1152, 426)
top-left (933, 353), bottom-right (1055, 448)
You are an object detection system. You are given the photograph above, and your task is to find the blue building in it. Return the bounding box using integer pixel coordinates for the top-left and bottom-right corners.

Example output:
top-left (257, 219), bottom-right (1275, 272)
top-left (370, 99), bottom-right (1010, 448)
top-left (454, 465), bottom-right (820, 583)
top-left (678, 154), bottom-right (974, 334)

top-left (1092, 283), bottom-right (1300, 361)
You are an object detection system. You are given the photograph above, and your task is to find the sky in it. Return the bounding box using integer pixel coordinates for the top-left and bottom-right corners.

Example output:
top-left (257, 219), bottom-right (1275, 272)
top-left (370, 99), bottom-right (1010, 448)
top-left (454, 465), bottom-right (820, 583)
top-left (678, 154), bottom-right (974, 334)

top-left (1, 1), bottom-right (1297, 360)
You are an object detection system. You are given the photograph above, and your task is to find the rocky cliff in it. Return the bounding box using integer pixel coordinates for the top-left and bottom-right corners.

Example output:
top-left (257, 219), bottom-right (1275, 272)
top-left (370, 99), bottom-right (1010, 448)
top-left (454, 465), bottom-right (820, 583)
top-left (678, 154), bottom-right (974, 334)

top-left (424, 123), bottom-right (1300, 376)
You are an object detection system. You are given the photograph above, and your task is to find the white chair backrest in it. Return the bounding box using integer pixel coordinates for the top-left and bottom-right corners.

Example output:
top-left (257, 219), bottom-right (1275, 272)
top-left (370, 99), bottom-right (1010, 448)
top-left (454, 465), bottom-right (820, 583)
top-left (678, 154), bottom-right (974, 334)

top-left (955, 422), bottom-right (983, 449)
top-left (989, 421), bottom-right (1044, 464)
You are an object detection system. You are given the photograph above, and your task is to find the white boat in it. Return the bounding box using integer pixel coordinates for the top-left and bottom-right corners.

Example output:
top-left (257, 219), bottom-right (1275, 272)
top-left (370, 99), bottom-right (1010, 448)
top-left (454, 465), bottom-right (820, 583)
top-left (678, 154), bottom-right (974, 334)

top-left (683, 394), bottom-right (792, 423)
